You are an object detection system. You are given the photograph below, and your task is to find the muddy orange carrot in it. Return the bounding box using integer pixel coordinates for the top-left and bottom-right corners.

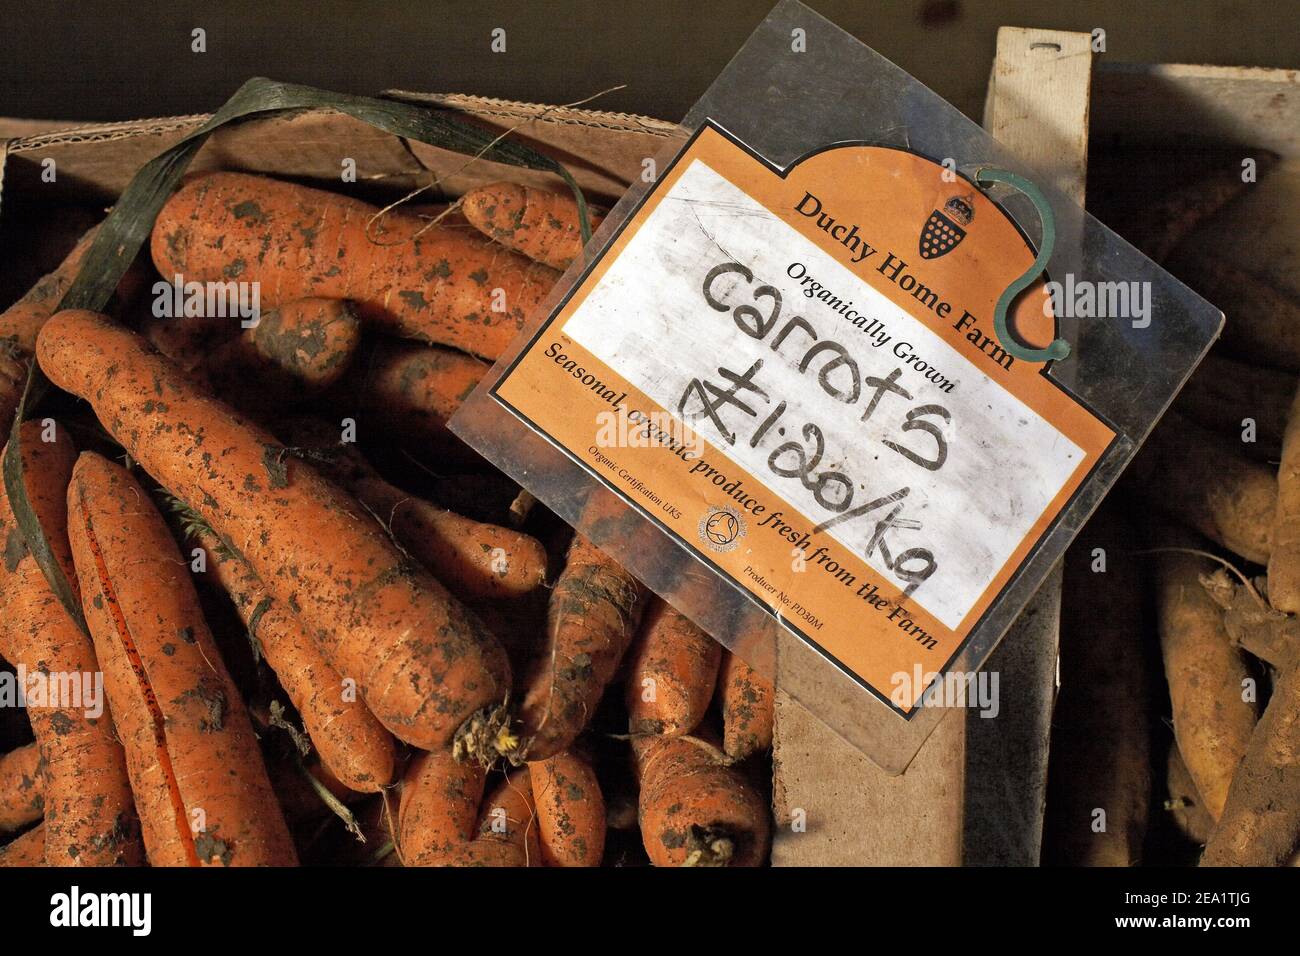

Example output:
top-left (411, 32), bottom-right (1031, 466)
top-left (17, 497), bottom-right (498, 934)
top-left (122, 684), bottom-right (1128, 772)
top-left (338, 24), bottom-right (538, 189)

top-left (282, 418), bottom-right (546, 601)
top-left (335, 338), bottom-right (487, 456)
top-left (461, 182), bottom-right (604, 270)
top-left (625, 598), bottom-right (721, 737)
top-left (633, 734), bottom-right (770, 867)
top-left (398, 749), bottom-right (521, 867)
top-left (202, 298), bottom-right (361, 405)
top-left (67, 452), bottom-right (297, 866)
top-left (0, 744), bottom-right (43, 833)
top-left (478, 769), bottom-right (539, 866)
top-left (151, 172), bottom-right (559, 359)
top-left (37, 309), bottom-right (511, 751)
top-left (717, 650), bottom-right (774, 761)
top-left (193, 526), bottom-right (396, 793)
top-left (0, 420), bottom-right (141, 867)
top-left (502, 534), bottom-right (644, 764)
top-left (528, 750), bottom-right (605, 867)
top-left (0, 824), bottom-right (45, 866)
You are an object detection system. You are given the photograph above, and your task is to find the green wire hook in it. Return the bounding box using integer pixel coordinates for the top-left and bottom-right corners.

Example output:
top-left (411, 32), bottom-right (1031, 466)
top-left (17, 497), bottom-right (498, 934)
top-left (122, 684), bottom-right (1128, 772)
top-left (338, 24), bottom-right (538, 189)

top-left (973, 166), bottom-right (1069, 363)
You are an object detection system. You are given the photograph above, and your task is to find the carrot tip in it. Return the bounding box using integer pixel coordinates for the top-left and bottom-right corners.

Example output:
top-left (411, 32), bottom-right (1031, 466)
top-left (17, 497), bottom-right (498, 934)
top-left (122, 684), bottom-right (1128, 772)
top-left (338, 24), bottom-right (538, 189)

top-left (452, 698), bottom-right (525, 768)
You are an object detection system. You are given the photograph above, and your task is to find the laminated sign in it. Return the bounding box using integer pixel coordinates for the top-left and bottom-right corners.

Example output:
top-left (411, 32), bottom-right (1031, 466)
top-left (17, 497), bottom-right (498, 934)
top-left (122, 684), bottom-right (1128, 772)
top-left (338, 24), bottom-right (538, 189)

top-left (453, 0), bottom-right (1223, 771)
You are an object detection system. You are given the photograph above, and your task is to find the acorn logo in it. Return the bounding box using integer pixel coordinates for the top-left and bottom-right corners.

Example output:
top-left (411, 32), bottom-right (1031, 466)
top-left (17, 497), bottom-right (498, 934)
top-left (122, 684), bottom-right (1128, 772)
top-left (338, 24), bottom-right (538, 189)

top-left (920, 195), bottom-right (974, 260)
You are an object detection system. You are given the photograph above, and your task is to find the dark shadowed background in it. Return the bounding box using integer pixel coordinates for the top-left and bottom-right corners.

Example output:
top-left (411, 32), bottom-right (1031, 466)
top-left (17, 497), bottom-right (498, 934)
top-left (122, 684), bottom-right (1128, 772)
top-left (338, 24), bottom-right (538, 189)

top-left (0, 0), bottom-right (1295, 125)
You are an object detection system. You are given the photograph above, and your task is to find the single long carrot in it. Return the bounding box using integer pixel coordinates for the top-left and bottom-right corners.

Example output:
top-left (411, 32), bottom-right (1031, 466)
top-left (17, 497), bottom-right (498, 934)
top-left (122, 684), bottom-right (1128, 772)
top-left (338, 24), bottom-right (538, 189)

top-left (1153, 525), bottom-right (1257, 820)
top-left (633, 734), bottom-right (770, 867)
top-left (625, 598), bottom-right (722, 737)
top-left (193, 527), bottom-right (396, 793)
top-left (528, 750), bottom-right (605, 867)
top-left (0, 825), bottom-right (45, 867)
top-left (1125, 413), bottom-right (1275, 564)
top-left (333, 338), bottom-right (487, 457)
top-left (37, 309), bottom-right (511, 751)
top-left (398, 749), bottom-right (520, 867)
top-left (0, 744), bottom-right (43, 833)
top-left (717, 650), bottom-right (774, 762)
top-left (151, 172), bottom-right (559, 359)
top-left (461, 182), bottom-right (604, 270)
top-left (67, 451), bottom-right (297, 866)
top-left (202, 298), bottom-right (361, 406)
top-left (281, 417), bottom-right (546, 601)
top-left (0, 419), bottom-right (141, 866)
top-left (1201, 648), bottom-right (1300, 866)
top-left (506, 534), bottom-right (645, 763)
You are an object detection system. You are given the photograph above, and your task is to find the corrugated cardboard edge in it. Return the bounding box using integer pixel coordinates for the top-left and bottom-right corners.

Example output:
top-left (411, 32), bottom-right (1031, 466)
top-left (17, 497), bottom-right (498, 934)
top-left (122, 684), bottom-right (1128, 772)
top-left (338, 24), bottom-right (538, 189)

top-left (0, 96), bottom-right (685, 204)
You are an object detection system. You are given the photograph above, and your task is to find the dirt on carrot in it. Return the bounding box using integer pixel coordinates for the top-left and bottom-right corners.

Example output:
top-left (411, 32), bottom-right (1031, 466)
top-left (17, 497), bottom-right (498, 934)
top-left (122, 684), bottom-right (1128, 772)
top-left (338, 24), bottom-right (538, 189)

top-left (0, 824), bottom-right (45, 867)
top-left (0, 420), bottom-right (142, 867)
top-left (398, 748), bottom-right (525, 867)
top-left (37, 309), bottom-right (512, 752)
top-left (67, 451), bottom-right (297, 866)
top-left (0, 743), bottom-right (43, 833)
top-left (201, 298), bottom-right (361, 408)
top-left (151, 172), bottom-right (559, 359)
top-left (461, 181), bottom-right (605, 270)
top-left (331, 338), bottom-right (487, 461)
top-left (1201, 646), bottom-right (1300, 866)
top-left (625, 598), bottom-right (722, 737)
top-left (499, 534), bottom-right (645, 764)
top-left (280, 417), bottom-right (547, 601)
top-left (633, 734), bottom-right (770, 867)
top-left (1125, 413), bottom-right (1275, 564)
top-left (717, 650), bottom-right (774, 762)
top-left (528, 749), bottom-right (605, 867)
top-left (193, 525), bottom-right (396, 793)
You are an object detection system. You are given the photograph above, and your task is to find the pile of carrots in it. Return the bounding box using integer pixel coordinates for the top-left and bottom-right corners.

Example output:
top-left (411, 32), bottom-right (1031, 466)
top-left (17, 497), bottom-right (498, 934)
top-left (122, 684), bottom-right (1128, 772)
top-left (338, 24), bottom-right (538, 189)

top-left (1044, 151), bottom-right (1300, 867)
top-left (0, 172), bottom-right (773, 867)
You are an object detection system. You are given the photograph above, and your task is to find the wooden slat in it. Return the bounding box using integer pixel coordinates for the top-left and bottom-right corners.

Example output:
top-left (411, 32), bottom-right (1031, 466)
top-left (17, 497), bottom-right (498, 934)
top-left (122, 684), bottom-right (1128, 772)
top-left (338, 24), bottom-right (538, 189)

top-left (773, 27), bottom-right (1092, 867)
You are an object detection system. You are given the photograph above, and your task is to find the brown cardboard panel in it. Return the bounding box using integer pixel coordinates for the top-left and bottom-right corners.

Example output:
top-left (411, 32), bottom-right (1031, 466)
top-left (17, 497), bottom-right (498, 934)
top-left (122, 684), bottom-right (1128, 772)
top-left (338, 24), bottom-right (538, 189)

top-left (2, 96), bottom-right (684, 206)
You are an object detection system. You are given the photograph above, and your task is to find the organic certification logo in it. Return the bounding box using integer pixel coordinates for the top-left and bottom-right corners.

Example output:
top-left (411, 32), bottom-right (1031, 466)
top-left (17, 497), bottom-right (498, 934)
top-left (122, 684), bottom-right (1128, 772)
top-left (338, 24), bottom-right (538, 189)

top-left (698, 506), bottom-right (745, 553)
